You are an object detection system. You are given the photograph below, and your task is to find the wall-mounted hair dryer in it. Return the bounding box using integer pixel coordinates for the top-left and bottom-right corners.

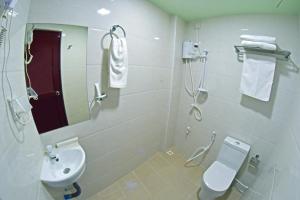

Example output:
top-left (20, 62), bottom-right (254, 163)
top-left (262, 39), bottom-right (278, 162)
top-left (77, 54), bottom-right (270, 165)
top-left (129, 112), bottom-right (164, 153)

top-left (1, 0), bottom-right (18, 16)
top-left (89, 83), bottom-right (107, 110)
top-left (94, 83), bottom-right (107, 103)
top-left (5, 0), bottom-right (18, 9)
top-left (1, 0), bottom-right (18, 46)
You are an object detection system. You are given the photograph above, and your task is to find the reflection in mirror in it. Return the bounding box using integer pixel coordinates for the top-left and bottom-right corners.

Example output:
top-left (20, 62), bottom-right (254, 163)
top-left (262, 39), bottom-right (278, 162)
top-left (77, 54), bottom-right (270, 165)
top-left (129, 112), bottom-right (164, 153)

top-left (24, 23), bottom-right (90, 134)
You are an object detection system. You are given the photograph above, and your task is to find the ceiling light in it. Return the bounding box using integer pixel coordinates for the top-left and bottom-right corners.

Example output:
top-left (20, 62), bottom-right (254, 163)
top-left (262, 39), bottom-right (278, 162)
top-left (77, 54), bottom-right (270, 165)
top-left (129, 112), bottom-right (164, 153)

top-left (154, 37), bottom-right (160, 40)
top-left (97, 8), bottom-right (111, 16)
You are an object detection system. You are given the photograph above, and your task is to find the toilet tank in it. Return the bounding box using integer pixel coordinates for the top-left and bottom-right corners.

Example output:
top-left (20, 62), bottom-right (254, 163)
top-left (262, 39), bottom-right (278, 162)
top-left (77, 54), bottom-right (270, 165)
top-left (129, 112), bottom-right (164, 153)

top-left (217, 137), bottom-right (250, 171)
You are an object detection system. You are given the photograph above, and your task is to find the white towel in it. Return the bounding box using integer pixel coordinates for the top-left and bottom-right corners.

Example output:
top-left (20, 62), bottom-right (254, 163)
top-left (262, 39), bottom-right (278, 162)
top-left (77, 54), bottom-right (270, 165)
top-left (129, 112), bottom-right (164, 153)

top-left (241, 40), bottom-right (277, 51)
top-left (240, 53), bottom-right (276, 102)
top-left (240, 35), bottom-right (277, 44)
top-left (109, 37), bottom-right (128, 88)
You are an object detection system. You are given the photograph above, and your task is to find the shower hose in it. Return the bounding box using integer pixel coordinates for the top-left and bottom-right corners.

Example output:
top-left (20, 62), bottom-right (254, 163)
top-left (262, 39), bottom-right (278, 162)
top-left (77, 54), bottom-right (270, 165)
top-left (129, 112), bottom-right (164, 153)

top-left (184, 60), bottom-right (202, 121)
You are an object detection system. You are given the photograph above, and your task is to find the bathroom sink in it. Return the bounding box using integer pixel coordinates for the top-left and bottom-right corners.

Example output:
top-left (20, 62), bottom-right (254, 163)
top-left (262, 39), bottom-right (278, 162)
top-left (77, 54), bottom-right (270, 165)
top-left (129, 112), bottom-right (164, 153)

top-left (40, 138), bottom-right (86, 188)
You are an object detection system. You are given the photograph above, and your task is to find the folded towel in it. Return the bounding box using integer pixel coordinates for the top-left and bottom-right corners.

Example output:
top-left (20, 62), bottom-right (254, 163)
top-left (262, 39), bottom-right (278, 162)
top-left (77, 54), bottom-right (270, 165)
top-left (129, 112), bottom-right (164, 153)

top-left (240, 53), bottom-right (276, 101)
top-left (241, 40), bottom-right (277, 51)
top-left (109, 37), bottom-right (128, 88)
top-left (240, 35), bottom-right (276, 44)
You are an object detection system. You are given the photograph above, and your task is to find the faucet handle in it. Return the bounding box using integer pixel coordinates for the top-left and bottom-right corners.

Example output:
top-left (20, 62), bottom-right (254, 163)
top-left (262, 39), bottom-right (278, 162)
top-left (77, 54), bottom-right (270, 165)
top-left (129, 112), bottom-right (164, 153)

top-left (46, 145), bottom-right (53, 154)
top-left (45, 145), bottom-right (57, 160)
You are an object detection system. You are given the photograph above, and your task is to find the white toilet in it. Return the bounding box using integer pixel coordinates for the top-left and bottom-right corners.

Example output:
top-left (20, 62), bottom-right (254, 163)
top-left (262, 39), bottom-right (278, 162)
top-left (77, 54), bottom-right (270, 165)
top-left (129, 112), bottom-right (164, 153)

top-left (199, 136), bottom-right (250, 200)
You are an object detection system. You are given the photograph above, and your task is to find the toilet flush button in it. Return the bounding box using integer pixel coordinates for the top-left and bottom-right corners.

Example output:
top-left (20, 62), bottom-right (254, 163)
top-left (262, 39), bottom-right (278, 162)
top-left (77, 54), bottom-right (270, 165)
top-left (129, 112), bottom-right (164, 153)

top-left (235, 141), bottom-right (240, 145)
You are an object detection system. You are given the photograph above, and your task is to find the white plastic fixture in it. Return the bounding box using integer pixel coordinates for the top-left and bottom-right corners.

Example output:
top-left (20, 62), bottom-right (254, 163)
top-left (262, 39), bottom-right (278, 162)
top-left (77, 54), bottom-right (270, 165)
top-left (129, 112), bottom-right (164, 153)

top-left (217, 137), bottom-right (251, 171)
top-left (94, 82), bottom-right (107, 102)
top-left (7, 10), bottom-right (18, 17)
top-left (182, 41), bottom-right (195, 59)
top-left (40, 138), bottom-right (86, 188)
top-left (199, 137), bottom-right (250, 200)
top-left (1, 0), bottom-right (18, 19)
top-left (5, 0), bottom-right (18, 9)
top-left (7, 96), bottom-right (32, 125)
top-left (183, 40), bottom-right (208, 121)
top-left (203, 161), bottom-right (236, 192)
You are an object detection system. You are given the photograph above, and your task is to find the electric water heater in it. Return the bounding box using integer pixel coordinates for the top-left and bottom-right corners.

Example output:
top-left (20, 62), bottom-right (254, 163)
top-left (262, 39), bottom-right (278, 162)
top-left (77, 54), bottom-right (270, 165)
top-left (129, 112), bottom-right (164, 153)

top-left (182, 41), bottom-right (199, 59)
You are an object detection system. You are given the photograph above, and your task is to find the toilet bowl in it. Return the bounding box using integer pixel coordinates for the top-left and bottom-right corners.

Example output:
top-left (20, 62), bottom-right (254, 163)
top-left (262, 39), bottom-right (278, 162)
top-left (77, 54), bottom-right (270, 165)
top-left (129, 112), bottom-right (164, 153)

top-left (199, 137), bottom-right (250, 200)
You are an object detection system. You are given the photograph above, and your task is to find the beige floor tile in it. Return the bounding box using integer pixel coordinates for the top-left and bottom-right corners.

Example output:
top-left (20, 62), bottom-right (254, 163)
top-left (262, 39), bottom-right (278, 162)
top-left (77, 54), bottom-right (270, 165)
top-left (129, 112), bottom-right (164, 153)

top-left (94, 182), bottom-right (126, 200)
top-left (148, 153), bottom-right (173, 171)
top-left (217, 188), bottom-right (242, 200)
top-left (134, 161), bottom-right (169, 194)
top-left (153, 163), bottom-right (197, 199)
top-left (86, 196), bottom-right (100, 200)
top-left (118, 172), bottom-right (151, 200)
top-left (161, 148), bottom-right (186, 167)
top-left (88, 150), bottom-right (242, 200)
top-left (160, 149), bottom-right (204, 186)
top-left (187, 188), bottom-right (201, 200)
top-left (149, 184), bottom-right (185, 200)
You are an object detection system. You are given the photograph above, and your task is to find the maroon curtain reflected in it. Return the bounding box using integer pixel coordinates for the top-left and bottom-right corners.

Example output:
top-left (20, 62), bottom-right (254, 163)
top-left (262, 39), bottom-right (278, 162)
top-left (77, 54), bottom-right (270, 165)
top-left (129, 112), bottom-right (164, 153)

top-left (26, 30), bottom-right (68, 134)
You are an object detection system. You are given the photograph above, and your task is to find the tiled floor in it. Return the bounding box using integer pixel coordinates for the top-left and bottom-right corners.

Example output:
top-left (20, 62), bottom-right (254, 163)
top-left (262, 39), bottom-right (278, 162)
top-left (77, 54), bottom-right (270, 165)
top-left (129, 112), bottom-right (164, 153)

top-left (87, 149), bottom-right (241, 200)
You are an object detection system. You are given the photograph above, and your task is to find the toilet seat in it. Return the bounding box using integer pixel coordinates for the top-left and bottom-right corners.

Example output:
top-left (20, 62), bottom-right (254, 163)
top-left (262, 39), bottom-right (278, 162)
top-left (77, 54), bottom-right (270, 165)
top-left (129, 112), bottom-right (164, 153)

top-left (203, 161), bottom-right (236, 192)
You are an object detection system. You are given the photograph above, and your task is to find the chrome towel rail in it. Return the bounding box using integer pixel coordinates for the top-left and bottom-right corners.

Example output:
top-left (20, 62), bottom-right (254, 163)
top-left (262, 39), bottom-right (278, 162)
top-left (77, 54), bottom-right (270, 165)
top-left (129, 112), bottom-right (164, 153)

top-left (110, 25), bottom-right (126, 39)
top-left (234, 45), bottom-right (291, 61)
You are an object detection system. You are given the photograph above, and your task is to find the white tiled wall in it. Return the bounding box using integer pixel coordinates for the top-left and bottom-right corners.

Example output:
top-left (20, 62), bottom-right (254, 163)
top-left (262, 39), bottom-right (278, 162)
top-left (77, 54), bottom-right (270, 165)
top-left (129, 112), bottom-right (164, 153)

top-left (0, 0), bottom-right (53, 199)
top-left (2, 1), bottom-right (299, 200)
top-left (163, 16), bottom-right (187, 150)
top-left (26, 0), bottom-right (175, 199)
top-left (173, 15), bottom-right (300, 199)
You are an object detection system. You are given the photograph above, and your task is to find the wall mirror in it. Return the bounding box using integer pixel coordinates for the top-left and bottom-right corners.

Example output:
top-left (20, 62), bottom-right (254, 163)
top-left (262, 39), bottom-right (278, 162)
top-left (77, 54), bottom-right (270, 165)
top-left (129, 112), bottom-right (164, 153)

top-left (24, 23), bottom-right (90, 134)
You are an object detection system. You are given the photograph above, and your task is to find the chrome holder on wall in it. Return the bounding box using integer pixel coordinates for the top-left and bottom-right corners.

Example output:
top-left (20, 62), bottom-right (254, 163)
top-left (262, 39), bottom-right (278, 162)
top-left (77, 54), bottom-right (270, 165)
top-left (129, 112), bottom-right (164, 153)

top-left (234, 45), bottom-right (291, 62)
top-left (109, 25), bottom-right (126, 39)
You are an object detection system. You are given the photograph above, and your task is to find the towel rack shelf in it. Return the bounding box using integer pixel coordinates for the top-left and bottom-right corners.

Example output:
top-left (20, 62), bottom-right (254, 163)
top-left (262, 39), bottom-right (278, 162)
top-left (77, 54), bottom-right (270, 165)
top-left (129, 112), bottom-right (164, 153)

top-left (234, 45), bottom-right (291, 61)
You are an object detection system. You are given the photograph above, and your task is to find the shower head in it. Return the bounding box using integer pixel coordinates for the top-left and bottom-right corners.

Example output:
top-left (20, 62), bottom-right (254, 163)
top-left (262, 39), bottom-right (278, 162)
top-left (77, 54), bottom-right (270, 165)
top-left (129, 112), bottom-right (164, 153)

top-left (198, 87), bottom-right (208, 94)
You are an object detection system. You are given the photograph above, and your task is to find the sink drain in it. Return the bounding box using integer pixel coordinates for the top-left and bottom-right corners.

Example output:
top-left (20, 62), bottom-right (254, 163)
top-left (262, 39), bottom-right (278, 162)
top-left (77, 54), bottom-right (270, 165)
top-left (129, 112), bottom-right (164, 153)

top-left (63, 168), bottom-right (71, 174)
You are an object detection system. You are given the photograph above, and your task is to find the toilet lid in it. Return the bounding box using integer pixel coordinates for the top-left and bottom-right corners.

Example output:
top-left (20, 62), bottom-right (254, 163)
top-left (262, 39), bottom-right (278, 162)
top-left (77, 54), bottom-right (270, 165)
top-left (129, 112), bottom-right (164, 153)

top-left (203, 161), bottom-right (236, 192)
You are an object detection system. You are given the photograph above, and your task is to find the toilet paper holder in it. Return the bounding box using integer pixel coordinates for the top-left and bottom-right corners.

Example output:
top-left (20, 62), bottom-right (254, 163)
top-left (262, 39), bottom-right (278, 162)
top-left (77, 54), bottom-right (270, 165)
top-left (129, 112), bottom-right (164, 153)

top-left (249, 154), bottom-right (260, 168)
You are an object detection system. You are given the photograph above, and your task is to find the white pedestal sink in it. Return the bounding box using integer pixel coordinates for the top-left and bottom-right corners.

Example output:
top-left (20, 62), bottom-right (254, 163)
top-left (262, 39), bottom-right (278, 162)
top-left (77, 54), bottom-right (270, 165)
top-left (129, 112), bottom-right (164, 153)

top-left (40, 137), bottom-right (86, 188)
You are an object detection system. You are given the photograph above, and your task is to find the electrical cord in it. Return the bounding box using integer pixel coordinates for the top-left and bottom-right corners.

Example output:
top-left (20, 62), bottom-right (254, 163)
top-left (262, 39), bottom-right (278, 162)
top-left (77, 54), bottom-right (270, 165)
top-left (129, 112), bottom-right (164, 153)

top-left (24, 48), bottom-right (32, 86)
top-left (24, 25), bottom-right (35, 86)
top-left (1, 13), bottom-right (13, 100)
top-left (269, 167), bottom-right (277, 200)
top-left (0, 27), bottom-right (6, 47)
top-left (89, 98), bottom-right (99, 111)
top-left (1, 9), bottom-right (25, 143)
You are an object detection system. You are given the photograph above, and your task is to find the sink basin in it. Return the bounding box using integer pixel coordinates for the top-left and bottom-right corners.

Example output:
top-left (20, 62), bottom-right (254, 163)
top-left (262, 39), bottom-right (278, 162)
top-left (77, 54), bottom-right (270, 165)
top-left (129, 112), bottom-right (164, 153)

top-left (40, 139), bottom-right (86, 188)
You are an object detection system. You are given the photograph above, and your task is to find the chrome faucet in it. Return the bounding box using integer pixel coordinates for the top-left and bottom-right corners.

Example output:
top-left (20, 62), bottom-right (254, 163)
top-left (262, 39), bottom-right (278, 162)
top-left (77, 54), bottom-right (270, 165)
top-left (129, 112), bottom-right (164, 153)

top-left (46, 145), bottom-right (57, 160)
